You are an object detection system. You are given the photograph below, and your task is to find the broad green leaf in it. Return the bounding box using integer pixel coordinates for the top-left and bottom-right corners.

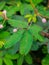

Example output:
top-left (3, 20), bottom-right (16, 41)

top-left (20, 31), bottom-right (33, 55)
top-left (4, 30), bottom-right (24, 48)
top-left (17, 55), bottom-right (24, 65)
top-left (25, 54), bottom-right (32, 64)
top-left (0, 2), bottom-right (6, 10)
top-left (3, 58), bottom-right (13, 65)
top-left (42, 54), bottom-right (49, 65)
top-left (29, 24), bottom-right (44, 42)
top-left (0, 58), bottom-right (3, 65)
top-left (5, 54), bottom-right (20, 60)
top-left (7, 19), bottom-right (28, 28)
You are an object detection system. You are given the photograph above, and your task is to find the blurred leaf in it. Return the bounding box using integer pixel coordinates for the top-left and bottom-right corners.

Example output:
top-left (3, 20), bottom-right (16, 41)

top-left (42, 46), bottom-right (47, 54)
top-left (7, 43), bottom-right (19, 54)
top-left (0, 1), bottom-right (6, 10)
top-left (20, 3), bottom-right (33, 15)
top-left (29, 24), bottom-right (44, 42)
top-left (31, 41), bottom-right (39, 51)
top-left (0, 41), bottom-right (4, 48)
top-left (7, 5), bottom-right (19, 17)
top-left (37, 5), bottom-right (49, 17)
top-left (8, 19), bottom-right (28, 28)
top-left (20, 31), bottom-right (33, 55)
top-left (17, 55), bottom-right (24, 65)
top-left (42, 54), bottom-right (49, 65)
top-left (25, 54), bottom-right (33, 64)
top-left (4, 58), bottom-right (13, 65)
top-left (0, 58), bottom-right (3, 65)
top-left (4, 30), bottom-right (24, 48)
top-left (32, 0), bottom-right (43, 6)
top-left (5, 53), bottom-right (19, 60)
top-left (0, 31), bottom-right (10, 39)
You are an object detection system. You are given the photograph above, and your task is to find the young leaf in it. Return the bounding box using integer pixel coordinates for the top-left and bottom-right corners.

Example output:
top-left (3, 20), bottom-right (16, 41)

top-left (7, 19), bottom-right (28, 28)
top-left (4, 30), bottom-right (24, 48)
top-left (20, 31), bottom-right (33, 55)
top-left (25, 54), bottom-right (33, 64)
top-left (3, 58), bottom-right (13, 65)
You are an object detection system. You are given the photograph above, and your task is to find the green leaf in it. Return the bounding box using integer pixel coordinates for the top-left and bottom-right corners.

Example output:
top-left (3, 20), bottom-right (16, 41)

top-left (0, 31), bottom-right (10, 39)
top-left (20, 31), bottom-right (33, 55)
top-left (20, 4), bottom-right (33, 15)
top-left (25, 54), bottom-right (33, 64)
top-left (42, 54), bottom-right (49, 65)
top-left (17, 55), bottom-right (24, 65)
top-left (32, 0), bottom-right (43, 6)
top-left (29, 24), bottom-right (44, 42)
top-left (31, 41), bottom-right (39, 51)
top-left (7, 19), bottom-right (28, 28)
top-left (0, 58), bottom-right (3, 65)
top-left (37, 5), bottom-right (49, 17)
top-left (4, 30), bottom-right (24, 48)
top-left (4, 58), bottom-right (13, 65)
top-left (7, 43), bottom-right (19, 54)
top-left (25, 0), bottom-right (30, 3)
top-left (0, 1), bottom-right (6, 10)
top-left (5, 54), bottom-right (20, 60)
top-left (7, 6), bottom-right (19, 17)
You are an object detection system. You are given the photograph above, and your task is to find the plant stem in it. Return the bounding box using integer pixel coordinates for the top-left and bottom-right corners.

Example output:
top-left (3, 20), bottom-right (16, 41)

top-left (30, 0), bottom-right (39, 15)
top-left (41, 31), bottom-right (49, 39)
top-left (47, 0), bottom-right (49, 8)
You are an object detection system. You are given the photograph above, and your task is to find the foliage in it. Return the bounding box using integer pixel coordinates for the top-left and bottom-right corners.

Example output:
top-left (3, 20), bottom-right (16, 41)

top-left (0, 0), bottom-right (49, 65)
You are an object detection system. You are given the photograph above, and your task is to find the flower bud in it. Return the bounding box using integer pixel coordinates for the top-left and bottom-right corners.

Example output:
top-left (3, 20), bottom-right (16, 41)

top-left (0, 24), bottom-right (3, 29)
top-left (2, 10), bottom-right (7, 14)
top-left (42, 18), bottom-right (46, 23)
top-left (13, 28), bottom-right (17, 32)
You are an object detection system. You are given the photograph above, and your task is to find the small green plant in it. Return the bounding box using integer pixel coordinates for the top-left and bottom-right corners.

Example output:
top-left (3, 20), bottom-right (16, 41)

top-left (0, 0), bottom-right (49, 65)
